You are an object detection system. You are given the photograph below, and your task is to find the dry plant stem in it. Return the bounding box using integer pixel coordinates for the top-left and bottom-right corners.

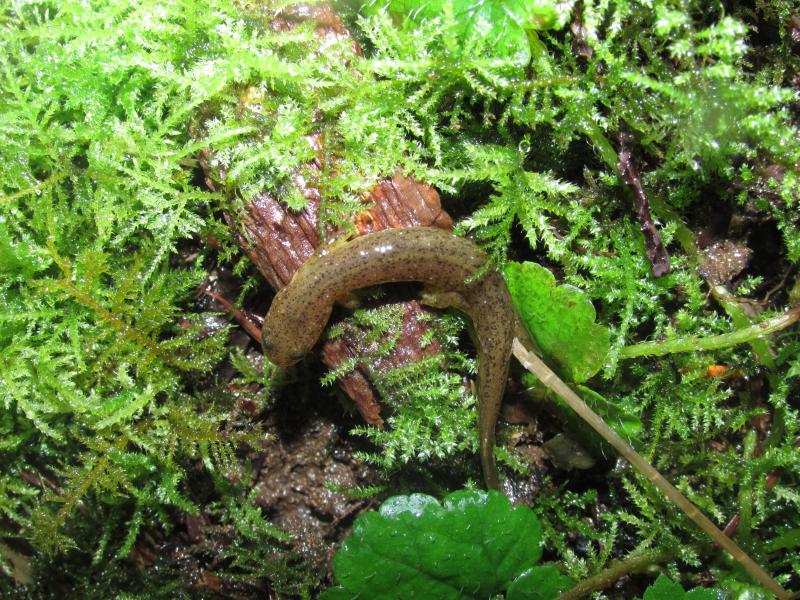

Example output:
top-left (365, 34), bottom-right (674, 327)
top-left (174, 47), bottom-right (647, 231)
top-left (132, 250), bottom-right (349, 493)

top-left (619, 306), bottom-right (800, 359)
top-left (512, 339), bottom-right (793, 600)
top-left (202, 289), bottom-right (264, 342)
top-left (617, 136), bottom-right (670, 277)
top-left (557, 552), bottom-right (667, 600)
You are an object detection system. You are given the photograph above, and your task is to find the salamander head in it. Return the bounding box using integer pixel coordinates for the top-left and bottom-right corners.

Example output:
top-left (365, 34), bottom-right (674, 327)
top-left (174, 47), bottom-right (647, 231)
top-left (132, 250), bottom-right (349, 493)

top-left (261, 287), bottom-right (333, 368)
top-left (261, 329), bottom-right (310, 367)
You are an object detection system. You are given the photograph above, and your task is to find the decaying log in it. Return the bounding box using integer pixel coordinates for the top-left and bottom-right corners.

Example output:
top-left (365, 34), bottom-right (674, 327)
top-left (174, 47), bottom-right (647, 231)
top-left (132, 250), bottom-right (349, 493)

top-left (199, 4), bottom-right (456, 426)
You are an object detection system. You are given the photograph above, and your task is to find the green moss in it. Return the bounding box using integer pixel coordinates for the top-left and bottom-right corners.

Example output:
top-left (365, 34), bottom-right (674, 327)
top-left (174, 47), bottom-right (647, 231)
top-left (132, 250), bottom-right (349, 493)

top-left (1, 0), bottom-right (799, 595)
top-left (0, 0), bottom-right (318, 593)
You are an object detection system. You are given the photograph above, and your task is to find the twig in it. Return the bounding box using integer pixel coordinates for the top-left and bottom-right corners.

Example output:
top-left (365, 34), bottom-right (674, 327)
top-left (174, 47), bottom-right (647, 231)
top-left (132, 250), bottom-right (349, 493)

top-left (512, 339), bottom-right (793, 600)
top-left (202, 289), bottom-right (264, 343)
top-left (557, 552), bottom-right (667, 600)
top-left (617, 135), bottom-right (670, 278)
top-left (619, 306), bottom-right (800, 359)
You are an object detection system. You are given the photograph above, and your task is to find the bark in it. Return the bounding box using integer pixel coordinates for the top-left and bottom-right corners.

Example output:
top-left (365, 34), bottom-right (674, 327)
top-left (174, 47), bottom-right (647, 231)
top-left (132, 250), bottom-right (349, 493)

top-left (199, 4), bottom-right (456, 427)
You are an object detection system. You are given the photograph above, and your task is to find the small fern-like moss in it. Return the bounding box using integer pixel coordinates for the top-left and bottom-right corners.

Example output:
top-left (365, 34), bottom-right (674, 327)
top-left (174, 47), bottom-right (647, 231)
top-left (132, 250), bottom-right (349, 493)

top-left (2, 0), bottom-right (799, 595)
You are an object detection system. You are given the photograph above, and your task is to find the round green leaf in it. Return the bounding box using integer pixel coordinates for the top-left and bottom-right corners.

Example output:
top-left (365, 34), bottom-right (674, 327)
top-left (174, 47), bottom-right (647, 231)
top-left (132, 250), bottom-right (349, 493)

top-left (504, 261), bottom-right (610, 383)
top-left (506, 565), bottom-right (574, 600)
top-left (328, 490), bottom-right (543, 599)
top-left (318, 586), bottom-right (353, 600)
top-left (642, 575), bottom-right (722, 600)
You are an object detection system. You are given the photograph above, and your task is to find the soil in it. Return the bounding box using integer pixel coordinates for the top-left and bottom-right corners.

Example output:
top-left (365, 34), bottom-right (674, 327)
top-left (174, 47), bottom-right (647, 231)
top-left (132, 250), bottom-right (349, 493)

top-left (251, 403), bottom-right (375, 569)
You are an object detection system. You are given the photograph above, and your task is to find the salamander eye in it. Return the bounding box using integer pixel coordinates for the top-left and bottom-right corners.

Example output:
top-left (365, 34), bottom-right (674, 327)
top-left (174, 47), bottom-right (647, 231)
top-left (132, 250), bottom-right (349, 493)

top-left (261, 335), bottom-right (273, 351)
top-left (289, 351), bottom-right (306, 361)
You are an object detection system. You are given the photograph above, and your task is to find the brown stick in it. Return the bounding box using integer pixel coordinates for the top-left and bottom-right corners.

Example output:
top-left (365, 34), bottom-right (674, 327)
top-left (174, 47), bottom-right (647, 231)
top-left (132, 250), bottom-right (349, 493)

top-left (202, 289), bottom-right (264, 343)
top-left (617, 136), bottom-right (670, 277)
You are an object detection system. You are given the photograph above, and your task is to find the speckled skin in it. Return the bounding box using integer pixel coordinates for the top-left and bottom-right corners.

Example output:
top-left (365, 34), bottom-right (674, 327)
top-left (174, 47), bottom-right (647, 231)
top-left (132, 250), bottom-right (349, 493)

top-left (262, 227), bottom-right (514, 489)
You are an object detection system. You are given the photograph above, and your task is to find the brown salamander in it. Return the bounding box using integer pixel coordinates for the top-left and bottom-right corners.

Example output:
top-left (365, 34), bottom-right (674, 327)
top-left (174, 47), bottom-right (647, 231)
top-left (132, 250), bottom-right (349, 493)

top-left (261, 227), bottom-right (515, 489)
top-left (260, 228), bottom-right (793, 597)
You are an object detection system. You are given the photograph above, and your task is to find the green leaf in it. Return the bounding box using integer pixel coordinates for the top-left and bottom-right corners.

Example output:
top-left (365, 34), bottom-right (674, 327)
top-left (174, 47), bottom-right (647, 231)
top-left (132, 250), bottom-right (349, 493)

top-left (506, 565), bottom-right (574, 600)
top-left (364, 0), bottom-right (567, 64)
top-left (641, 575), bottom-right (721, 600)
top-left (322, 490), bottom-right (542, 599)
top-left (504, 261), bottom-right (610, 382)
top-left (643, 575), bottom-right (686, 600)
top-left (318, 587), bottom-right (352, 600)
top-left (0, 222), bottom-right (46, 280)
top-left (685, 589), bottom-right (723, 600)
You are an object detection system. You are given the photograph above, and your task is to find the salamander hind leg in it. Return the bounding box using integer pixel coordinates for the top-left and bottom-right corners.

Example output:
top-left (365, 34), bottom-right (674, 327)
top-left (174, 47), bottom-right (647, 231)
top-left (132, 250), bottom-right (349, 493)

top-left (420, 287), bottom-right (470, 313)
top-left (421, 285), bottom-right (502, 490)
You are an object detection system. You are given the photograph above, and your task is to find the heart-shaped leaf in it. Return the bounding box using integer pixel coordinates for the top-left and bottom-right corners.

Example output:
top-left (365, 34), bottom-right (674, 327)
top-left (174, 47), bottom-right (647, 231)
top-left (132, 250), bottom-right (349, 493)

top-left (641, 574), bottom-right (722, 600)
top-left (504, 261), bottom-right (610, 383)
top-left (320, 489), bottom-right (543, 599)
top-left (506, 565), bottom-right (574, 599)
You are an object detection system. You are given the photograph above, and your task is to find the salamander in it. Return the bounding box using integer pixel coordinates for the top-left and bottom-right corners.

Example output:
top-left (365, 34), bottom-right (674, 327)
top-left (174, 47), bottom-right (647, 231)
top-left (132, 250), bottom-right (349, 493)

top-left (261, 227), bottom-right (515, 489)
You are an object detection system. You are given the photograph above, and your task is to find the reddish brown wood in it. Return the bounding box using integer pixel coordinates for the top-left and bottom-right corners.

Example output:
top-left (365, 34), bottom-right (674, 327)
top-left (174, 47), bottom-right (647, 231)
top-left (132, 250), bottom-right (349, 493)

top-left (223, 170), bottom-right (454, 427)
top-left (198, 5), bottom-right (456, 426)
